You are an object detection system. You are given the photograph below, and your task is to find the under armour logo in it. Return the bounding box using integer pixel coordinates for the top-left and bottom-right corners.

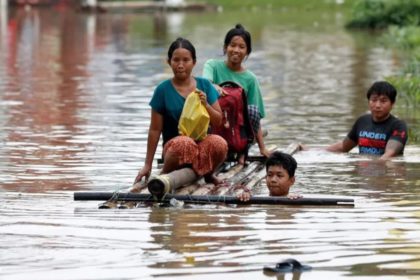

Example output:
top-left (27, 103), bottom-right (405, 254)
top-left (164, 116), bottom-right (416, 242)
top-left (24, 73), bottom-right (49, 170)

top-left (392, 130), bottom-right (406, 138)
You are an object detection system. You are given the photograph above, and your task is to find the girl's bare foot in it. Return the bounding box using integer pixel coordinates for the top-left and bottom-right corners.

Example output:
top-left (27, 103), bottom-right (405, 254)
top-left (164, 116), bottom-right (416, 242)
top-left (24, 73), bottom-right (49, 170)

top-left (238, 154), bottom-right (245, 165)
top-left (204, 173), bottom-right (225, 185)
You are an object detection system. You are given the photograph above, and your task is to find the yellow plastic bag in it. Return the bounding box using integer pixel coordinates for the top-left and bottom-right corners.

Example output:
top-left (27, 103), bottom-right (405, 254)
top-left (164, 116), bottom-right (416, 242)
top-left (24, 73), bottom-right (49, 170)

top-left (178, 90), bottom-right (210, 141)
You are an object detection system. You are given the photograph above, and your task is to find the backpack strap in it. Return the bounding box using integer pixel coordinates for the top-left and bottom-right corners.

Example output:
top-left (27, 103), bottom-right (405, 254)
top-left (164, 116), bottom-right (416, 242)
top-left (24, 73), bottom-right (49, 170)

top-left (219, 81), bottom-right (242, 88)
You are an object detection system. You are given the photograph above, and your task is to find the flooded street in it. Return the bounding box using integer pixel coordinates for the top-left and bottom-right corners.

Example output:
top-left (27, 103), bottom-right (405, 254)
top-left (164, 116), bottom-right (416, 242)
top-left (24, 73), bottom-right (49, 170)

top-left (1, 5), bottom-right (420, 280)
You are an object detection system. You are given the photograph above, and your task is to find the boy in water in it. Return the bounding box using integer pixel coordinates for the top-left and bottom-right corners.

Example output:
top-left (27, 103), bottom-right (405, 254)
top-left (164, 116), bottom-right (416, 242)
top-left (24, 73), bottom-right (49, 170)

top-left (326, 81), bottom-right (408, 160)
top-left (237, 151), bottom-right (300, 201)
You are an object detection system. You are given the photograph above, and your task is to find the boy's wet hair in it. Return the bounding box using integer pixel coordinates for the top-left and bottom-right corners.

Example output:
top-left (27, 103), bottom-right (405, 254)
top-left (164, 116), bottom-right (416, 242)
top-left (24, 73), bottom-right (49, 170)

top-left (167, 37), bottom-right (197, 62)
top-left (223, 24), bottom-right (252, 55)
top-left (266, 151), bottom-right (297, 177)
top-left (366, 81), bottom-right (397, 103)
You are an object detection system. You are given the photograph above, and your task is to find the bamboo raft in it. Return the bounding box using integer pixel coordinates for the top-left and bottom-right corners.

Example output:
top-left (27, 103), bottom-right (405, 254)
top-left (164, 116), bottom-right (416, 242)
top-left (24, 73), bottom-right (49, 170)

top-left (74, 143), bottom-right (355, 207)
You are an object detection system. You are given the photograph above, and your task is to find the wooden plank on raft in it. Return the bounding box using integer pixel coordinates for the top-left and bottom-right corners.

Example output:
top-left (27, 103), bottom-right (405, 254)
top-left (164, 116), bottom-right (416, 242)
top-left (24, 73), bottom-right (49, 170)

top-left (169, 161), bottom-right (237, 195)
top-left (185, 163), bottom-right (243, 195)
top-left (212, 161), bottom-right (262, 195)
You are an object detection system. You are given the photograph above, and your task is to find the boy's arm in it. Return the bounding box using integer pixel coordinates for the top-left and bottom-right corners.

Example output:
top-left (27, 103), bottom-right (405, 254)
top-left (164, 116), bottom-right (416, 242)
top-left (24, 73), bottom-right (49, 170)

top-left (326, 137), bottom-right (357, 153)
top-left (380, 119), bottom-right (407, 160)
top-left (380, 139), bottom-right (405, 160)
top-left (327, 117), bottom-right (360, 153)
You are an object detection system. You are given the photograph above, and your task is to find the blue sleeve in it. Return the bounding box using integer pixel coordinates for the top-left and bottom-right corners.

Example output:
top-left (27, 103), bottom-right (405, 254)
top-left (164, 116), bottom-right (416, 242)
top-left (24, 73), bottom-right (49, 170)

top-left (196, 77), bottom-right (219, 105)
top-left (149, 82), bottom-right (166, 114)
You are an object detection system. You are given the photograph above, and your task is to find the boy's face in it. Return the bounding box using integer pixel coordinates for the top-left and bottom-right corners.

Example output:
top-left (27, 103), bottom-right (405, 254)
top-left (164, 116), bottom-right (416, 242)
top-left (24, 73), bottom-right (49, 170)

top-left (368, 93), bottom-right (393, 122)
top-left (266, 165), bottom-right (295, 196)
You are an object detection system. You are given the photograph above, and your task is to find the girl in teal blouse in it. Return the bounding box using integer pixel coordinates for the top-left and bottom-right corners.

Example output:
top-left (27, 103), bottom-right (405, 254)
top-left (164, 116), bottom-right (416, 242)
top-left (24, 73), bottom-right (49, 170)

top-left (135, 38), bottom-right (228, 185)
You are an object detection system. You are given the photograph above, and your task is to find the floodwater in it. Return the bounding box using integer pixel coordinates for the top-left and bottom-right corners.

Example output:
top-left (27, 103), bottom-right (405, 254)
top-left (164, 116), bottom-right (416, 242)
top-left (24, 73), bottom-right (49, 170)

top-left (1, 5), bottom-right (420, 280)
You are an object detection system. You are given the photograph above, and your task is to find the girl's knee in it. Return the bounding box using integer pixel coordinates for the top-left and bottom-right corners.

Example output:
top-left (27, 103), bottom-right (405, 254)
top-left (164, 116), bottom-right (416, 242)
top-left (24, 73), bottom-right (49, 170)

top-left (170, 136), bottom-right (196, 146)
top-left (164, 136), bottom-right (198, 154)
top-left (201, 134), bottom-right (228, 156)
top-left (204, 134), bottom-right (228, 147)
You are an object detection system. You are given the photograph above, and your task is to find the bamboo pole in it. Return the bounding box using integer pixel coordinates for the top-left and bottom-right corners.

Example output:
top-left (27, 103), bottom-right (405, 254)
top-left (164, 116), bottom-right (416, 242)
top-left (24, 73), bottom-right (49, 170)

top-left (147, 167), bottom-right (199, 198)
top-left (74, 192), bottom-right (354, 206)
top-left (212, 162), bottom-right (261, 195)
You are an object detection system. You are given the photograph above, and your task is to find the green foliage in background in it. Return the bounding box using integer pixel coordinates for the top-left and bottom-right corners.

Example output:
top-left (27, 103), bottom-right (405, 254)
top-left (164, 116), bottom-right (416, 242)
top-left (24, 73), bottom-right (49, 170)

top-left (384, 25), bottom-right (420, 90)
top-left (386, 25), bottom-right (420, 49)
top-left (388, 31), bottom-right (420, 143)
top-left (384, 25), bottom-right (420, 111)
top-left (387, 70), bottom-right (420, 106)
top-left (384, 25), bottom-right (420, 108)
top-left (346, 0), bottom-right (420, 28)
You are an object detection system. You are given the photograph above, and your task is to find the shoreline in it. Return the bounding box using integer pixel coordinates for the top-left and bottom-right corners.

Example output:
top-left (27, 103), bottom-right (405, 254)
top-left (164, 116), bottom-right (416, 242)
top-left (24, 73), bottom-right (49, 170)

top-left (96, 1), bottom-right (218, 12)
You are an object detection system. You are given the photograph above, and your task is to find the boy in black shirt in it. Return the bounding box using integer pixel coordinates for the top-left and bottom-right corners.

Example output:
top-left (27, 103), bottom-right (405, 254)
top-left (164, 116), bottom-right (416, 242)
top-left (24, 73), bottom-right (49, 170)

top-left (327, 81), bottom-right (407, 160)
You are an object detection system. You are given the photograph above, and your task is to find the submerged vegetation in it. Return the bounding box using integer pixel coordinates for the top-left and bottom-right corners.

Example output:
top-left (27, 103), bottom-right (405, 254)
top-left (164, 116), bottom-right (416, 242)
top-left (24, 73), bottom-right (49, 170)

top-left (385, 25), bottom-right (420, 108)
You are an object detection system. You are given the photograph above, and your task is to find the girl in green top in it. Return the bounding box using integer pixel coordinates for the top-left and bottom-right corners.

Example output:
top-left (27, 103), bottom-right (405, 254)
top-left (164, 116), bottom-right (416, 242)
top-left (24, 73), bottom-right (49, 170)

top-left (203, 24), bottom-right (270, 163)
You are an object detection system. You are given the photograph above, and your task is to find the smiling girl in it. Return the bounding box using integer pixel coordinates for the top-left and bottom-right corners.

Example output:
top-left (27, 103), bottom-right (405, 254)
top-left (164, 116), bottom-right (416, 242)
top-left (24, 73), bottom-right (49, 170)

top-left (203, 24), bottom-right (270, 162)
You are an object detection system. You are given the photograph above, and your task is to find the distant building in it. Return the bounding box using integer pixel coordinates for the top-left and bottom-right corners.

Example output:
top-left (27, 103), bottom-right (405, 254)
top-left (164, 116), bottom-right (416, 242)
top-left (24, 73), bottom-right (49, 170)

top-left (165, 0), bottom-right (185, 7)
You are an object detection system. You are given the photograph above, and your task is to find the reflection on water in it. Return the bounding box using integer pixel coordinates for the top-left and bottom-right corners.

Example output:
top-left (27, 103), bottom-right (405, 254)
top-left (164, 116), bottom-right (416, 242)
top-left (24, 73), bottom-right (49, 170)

top-left (0, 5), bottom-right (420, 280)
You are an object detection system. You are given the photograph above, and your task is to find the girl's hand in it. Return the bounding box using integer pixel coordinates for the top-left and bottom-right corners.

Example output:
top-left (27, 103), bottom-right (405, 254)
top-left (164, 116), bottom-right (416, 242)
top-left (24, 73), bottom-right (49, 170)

top-left (134, 165), bottom-right (151, 184)
top-left (214, 85), bottom-right (227, 96)
top-left (195, 89), bottom-right (207, 105)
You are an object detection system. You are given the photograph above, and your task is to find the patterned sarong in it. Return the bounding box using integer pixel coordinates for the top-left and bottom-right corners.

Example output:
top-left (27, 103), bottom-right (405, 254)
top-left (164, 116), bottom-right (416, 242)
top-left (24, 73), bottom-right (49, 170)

top-left (163, 134), bottom-right (228, 176)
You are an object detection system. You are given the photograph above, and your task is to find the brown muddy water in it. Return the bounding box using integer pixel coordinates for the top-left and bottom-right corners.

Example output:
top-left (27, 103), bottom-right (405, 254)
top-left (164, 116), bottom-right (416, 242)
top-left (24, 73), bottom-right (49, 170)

top-left (1, 5), bottom-right (420, 280)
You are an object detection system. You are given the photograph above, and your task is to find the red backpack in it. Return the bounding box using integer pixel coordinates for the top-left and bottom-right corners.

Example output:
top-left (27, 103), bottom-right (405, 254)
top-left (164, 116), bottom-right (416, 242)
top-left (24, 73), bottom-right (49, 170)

top-left (211, 81), bottom-right (254, 159)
